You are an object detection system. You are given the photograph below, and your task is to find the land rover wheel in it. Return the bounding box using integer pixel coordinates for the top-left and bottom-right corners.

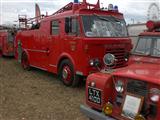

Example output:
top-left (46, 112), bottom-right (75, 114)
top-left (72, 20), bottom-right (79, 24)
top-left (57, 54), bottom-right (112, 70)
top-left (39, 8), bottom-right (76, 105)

top-left (21, 52), bottom-right (30, 70)
top-left (59, 59), bottom-right (80, 87)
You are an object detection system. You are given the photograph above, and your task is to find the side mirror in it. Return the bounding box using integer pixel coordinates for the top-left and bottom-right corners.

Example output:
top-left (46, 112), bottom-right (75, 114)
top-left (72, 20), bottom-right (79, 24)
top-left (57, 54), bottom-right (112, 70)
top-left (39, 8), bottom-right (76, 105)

top-left (65, 17), bottom-right (70, 33)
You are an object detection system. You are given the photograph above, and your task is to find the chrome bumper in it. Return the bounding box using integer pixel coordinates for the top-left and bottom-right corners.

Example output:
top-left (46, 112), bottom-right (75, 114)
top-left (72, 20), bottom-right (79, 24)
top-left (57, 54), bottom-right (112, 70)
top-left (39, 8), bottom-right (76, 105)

top-left (80, 105), bottom-right (116, 120)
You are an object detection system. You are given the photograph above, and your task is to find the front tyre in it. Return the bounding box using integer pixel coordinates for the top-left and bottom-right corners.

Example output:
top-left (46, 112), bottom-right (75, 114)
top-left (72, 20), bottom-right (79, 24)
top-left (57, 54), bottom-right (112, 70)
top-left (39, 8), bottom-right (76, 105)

top-left (21, 52), bottom-right (30, 70)
top-left (59, 59), bottom-right (80, 87)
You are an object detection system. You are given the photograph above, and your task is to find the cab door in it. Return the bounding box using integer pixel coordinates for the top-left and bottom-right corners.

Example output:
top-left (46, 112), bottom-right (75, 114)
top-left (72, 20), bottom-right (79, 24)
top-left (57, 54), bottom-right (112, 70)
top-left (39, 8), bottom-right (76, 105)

top-left (48, 19), bottom-right (61, 72)
top-left (30, 21), bottom-right (50, 69)
top-left (62, 16), bottom-right (81, 67)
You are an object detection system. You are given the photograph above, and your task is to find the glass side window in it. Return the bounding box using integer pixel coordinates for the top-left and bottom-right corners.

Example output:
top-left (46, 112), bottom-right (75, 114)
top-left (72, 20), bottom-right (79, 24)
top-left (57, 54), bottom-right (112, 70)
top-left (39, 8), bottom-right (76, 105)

top-left (134, 37), bottom-right (152, 55)
top-left (8, 32), bottom-right (14, 42)
top-left (51, 20), bottom-right (59, 35)
top-left (31, 23), bottom-right (40, 30)
top-left (65, 17), bottom-right (80, 36)
top-left (71, 18), bottom-right (80, 35)
top-left (152, 38), bottom-right (160, 57)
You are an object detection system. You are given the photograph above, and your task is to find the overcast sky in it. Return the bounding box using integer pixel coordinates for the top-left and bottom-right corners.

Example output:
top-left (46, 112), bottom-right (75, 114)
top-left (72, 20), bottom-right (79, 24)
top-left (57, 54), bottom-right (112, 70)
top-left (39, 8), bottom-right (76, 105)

top-left (0, 0), bottom-right (160, 26)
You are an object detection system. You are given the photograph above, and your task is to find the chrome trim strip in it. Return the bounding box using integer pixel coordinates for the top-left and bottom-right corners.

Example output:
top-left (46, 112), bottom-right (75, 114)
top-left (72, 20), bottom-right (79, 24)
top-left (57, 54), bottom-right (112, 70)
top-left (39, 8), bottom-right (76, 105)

top-left (26, 49), bottom-right (47, 53)
top-left (76, 71), bottom-right (83, 76)
top-left (49, 64), bottom-right (57, 67)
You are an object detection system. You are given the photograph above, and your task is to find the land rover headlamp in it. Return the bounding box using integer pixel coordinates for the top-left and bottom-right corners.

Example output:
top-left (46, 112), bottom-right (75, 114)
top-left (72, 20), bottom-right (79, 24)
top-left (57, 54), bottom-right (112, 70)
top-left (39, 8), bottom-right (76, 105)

top-left (150, 88), bottom-right (160, 102)
top-left (103, 53), bottom-right (116, 66)
top-left (151, 95), bottom-right (159, 102)
top-left (115, 80), bottom-right (124, 93)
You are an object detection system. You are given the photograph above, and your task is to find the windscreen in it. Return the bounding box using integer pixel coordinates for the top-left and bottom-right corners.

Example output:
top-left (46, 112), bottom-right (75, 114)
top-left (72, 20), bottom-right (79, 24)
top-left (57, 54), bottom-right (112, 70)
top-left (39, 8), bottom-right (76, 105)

top-left (82, 15), bottom-right (128, 37)
top-left (134, 36), bottom-right (160, 57)
top-left (8, 32), bottom-right (14, 42)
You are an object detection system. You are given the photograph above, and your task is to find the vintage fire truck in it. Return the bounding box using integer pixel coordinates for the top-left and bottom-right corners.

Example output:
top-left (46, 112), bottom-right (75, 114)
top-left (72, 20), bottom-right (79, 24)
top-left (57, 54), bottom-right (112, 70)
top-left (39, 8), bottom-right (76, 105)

top-left (80, 20), bottom-right (160, 120)
top-left (0, 28), bottom-right (15, 57)
top-left (15, 0), bottom-right (132, 87)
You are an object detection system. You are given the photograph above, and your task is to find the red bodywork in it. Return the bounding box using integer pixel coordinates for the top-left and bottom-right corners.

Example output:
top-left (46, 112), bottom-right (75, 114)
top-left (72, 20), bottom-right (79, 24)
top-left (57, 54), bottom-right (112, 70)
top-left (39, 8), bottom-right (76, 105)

top-left (0, 30), bottom-right (15, 57)
top-left (86, 59), bottom-right (160, 120)
top-left (84, 21), bottom-right (160, 120)
top-left (15, 1), bottom-right (132, 83)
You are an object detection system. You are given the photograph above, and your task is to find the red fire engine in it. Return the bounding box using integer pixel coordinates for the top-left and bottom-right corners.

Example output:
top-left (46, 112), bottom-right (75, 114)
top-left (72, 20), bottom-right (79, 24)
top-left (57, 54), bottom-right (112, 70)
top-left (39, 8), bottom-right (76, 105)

top-left (15, 0), bottom-right (132, 87)
top-left (80, 20), bottom-right (160, 120)
top-left (0, 28), bottom-right (16, 57)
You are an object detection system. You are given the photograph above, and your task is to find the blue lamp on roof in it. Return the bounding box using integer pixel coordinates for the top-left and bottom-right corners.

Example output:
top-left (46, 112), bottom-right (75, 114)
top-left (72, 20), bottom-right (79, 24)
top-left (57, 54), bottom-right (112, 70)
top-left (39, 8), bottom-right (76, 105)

top-left (114, 5), bottom-right (119, 12)
top-left (74, 0), bottom-right (79, 3)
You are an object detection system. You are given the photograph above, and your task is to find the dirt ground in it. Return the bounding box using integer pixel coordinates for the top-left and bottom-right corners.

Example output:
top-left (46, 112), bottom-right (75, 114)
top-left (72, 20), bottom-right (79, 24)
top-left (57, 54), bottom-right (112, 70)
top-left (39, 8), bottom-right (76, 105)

top-left (0, 57), bottom-right (88, 120)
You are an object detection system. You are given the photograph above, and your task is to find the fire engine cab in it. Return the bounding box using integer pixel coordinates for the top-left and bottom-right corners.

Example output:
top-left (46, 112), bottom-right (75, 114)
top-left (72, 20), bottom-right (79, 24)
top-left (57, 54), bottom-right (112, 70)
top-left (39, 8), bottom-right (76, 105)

top-left (15, 0), bottom-right (132, 87)
top-left (80, 20), bottom-right (160, 120)
top-left (0, 28), bottom-right (15, 57)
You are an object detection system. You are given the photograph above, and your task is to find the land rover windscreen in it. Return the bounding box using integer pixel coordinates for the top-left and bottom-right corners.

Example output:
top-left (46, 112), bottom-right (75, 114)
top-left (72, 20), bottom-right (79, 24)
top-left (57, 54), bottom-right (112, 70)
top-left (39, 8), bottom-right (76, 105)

top-left (133, 36), bottom-right (160, 57)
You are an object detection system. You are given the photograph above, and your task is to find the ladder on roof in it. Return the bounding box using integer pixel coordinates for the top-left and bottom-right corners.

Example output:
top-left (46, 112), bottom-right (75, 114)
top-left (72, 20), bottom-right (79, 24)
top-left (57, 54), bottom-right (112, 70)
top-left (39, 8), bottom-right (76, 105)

top-left (18, 14), bottom-right (45, 29)
top-left (52, 0), bottom-right (100, 15)
top-left (52, 2), bottom-right (73, 15)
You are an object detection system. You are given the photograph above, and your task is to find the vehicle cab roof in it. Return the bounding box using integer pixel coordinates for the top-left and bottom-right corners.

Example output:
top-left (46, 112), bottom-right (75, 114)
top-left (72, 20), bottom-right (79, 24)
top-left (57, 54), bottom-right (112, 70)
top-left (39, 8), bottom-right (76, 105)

top-left (41, 2), bottom-right (124, 22)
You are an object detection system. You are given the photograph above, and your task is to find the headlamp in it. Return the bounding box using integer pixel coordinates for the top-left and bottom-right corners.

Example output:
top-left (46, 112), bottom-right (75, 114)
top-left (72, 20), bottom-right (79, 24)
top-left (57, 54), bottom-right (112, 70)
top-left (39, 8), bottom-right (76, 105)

top-left (103, 53), bottom-right (116, 66)
top-left (150, 88), bottom-right (160, 102)
top-left (89, 59), bottom-right (100, 67)
top-left (151, 95), bottom-right (159, 102)
top-left (89, 59), bottom-right (94, 66)
top-left (115, 80), bottom-right (124, 93)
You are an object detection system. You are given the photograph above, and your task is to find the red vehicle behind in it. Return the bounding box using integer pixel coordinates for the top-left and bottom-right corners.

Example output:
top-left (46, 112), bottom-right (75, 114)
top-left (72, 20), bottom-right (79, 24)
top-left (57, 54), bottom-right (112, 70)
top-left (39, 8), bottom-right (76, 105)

top-left (15, 0), bottom-right (132, 87)
top-left (80, 21), bottom-right (160, 120)
top-left (0, 29), bottom-right (15, 57)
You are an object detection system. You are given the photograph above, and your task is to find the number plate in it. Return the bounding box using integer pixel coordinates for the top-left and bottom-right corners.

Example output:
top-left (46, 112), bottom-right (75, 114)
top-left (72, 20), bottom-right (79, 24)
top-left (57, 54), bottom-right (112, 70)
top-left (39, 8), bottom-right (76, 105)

top-left (88, 87), bottom-right (101, 105)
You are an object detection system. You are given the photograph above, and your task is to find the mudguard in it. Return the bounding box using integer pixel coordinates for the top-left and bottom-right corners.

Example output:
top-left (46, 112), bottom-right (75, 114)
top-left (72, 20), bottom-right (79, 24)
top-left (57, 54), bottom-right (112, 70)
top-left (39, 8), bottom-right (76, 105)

top-left (86, 72), bottom-right (114, 111)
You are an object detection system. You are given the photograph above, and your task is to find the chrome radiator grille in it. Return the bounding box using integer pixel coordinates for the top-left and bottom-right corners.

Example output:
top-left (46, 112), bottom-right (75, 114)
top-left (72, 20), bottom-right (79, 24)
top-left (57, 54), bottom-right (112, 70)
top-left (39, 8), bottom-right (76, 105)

top-left (127, 80), bottom-right (148, 97)
top-left (106, 48), bottom-right (127, 68)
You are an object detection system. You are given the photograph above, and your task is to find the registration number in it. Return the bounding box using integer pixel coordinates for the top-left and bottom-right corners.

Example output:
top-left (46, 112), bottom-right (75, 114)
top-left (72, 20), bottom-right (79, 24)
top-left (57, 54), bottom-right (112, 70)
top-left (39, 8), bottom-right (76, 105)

top-left (88, 87), bottom-right (101, 105)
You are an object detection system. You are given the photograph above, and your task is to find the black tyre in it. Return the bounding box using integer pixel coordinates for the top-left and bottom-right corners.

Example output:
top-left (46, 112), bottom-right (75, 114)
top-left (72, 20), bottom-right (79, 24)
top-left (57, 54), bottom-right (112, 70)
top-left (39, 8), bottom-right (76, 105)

top-left (21, 52), bottom-right (30, 70)
top-left (58, 59), bottom-right (80, 87)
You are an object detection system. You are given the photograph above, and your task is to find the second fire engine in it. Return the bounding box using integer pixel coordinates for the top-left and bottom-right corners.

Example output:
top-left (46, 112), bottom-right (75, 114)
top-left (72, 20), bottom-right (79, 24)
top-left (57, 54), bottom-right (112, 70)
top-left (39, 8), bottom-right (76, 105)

top-left (15, 0), bottom-right (132, 87)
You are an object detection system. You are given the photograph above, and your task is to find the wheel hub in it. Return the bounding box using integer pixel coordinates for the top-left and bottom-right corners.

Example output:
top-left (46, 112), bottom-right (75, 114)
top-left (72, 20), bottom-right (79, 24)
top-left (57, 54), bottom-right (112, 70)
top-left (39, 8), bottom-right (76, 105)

top-left (62, 66), bottom-right (71, 82)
